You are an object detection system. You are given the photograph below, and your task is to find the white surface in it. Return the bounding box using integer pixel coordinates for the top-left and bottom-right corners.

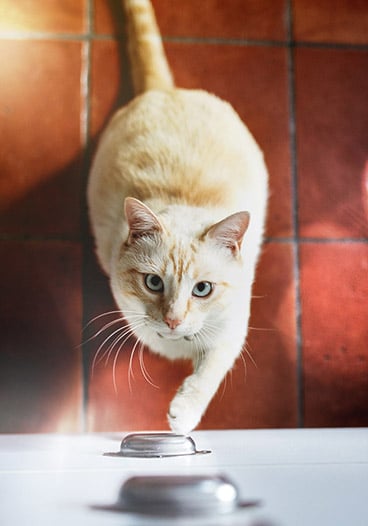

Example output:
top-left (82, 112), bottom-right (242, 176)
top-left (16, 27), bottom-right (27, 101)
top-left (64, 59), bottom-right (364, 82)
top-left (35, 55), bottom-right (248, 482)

top-left (0, 428), bottom-right (367, 525)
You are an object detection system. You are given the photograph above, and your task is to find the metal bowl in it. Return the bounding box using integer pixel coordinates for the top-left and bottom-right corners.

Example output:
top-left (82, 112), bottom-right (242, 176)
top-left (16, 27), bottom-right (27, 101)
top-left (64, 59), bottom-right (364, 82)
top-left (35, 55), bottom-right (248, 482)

top-left (105, 432), bottom-right (210, 458)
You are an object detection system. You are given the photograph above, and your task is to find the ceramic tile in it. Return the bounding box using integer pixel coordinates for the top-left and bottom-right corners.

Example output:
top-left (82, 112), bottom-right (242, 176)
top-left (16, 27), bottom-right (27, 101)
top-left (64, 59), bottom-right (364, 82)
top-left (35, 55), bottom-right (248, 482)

top-left (93, 0), bottom-right (125, 36)
top-left (0, 241), bottom-right (83, 433)
top-left (295, 48), bottom-right (368, 239)
top-left (0, 40), bottom-right (82, 236)
top-left (301, 243), bottom-right (368, 427)
top-left (0, 0), bottom-right (86, 33)
top-left (94, 0), bottom-right (288, 41)
top-left (90, 40), bottom-right (130, 138)
top-left (293, 0), bottom-right (368, 45)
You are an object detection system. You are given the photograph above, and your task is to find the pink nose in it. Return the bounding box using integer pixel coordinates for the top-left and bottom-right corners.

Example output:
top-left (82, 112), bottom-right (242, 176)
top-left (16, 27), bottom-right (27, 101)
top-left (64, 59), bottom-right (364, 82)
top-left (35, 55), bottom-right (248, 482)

top-left (164, 316), bottom-right (182, 330)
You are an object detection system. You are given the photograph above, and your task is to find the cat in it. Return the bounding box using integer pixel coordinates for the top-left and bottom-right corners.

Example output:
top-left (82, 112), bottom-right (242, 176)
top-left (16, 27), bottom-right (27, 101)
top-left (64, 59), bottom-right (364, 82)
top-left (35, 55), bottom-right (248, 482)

top-left (87, 0), bottom-right (268, 434)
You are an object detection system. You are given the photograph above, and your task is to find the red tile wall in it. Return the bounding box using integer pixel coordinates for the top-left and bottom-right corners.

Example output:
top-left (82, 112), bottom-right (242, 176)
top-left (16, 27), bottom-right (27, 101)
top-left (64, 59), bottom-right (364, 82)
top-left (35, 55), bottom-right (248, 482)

top-left (0, 0), bottom-right (367, 433)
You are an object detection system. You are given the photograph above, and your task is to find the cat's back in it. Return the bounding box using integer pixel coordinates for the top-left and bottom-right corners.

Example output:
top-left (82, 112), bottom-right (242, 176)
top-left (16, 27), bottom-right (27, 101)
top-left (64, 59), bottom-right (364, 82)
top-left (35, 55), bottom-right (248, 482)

top-left (89, 88), bottom-right (267, 212)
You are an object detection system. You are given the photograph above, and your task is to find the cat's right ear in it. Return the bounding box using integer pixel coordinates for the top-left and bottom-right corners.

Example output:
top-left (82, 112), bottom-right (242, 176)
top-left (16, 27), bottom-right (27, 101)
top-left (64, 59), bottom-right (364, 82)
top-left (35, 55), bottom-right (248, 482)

top-left (124, 197), bottom-right (163, 244)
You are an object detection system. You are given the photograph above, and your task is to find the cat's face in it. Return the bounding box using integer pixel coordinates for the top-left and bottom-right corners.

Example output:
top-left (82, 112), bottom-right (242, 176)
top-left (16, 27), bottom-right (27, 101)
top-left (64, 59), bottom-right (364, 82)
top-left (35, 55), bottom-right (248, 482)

top-left (110, 198), bottom-right (250, 356)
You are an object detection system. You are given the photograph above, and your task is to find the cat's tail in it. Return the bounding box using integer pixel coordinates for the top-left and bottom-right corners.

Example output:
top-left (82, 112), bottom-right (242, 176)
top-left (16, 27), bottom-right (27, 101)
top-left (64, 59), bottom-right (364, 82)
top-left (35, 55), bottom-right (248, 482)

top-left (123, 0), bottom-right (174, 94)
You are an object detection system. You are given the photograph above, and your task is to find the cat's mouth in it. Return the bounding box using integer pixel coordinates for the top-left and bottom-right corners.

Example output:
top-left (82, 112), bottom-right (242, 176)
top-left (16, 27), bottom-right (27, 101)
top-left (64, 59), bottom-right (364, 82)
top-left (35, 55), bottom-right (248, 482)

top-left (157, 332), bottom-right (194, 342)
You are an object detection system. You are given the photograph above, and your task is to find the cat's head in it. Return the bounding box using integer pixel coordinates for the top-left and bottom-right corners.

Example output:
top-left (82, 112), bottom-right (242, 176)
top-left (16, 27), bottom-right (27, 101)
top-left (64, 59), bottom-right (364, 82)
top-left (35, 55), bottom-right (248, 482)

top-left (110, 197), bottom-right (250, 356)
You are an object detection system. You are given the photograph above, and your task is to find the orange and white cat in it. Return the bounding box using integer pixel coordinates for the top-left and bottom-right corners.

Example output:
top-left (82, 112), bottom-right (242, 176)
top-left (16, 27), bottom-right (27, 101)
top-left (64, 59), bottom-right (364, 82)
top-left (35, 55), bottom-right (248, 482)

top-left (88, 0), bottom-right (268, 434)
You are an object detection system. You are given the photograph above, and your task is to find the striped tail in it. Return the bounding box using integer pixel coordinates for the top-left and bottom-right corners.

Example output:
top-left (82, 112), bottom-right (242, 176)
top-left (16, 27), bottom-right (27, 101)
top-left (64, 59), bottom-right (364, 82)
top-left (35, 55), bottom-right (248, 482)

top-left (123, 0), bottom-right (174, 94)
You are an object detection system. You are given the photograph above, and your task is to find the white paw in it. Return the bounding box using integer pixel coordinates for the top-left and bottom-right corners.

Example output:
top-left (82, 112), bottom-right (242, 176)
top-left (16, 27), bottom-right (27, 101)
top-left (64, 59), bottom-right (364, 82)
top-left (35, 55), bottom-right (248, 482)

top-left (167, 377), bottom-right (205, 435)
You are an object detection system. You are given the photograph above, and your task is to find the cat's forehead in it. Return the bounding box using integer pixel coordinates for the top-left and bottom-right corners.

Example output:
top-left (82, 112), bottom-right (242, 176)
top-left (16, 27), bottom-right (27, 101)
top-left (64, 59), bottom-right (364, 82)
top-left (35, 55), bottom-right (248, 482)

top-left (164, 238), bottom-right (197, 280)
top-left (162, 234), bottom-right (227, 284)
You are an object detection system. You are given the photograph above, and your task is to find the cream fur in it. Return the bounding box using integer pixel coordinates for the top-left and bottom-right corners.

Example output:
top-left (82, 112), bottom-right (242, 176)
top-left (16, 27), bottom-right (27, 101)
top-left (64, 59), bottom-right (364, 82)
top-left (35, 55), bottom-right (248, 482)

top-left (87, 1), bottom-right (268, 434)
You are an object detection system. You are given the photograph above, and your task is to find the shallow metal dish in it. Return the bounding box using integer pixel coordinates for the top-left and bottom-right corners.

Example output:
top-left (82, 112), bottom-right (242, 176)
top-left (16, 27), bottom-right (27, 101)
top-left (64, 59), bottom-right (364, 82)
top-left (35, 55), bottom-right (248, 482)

top-left (105, 432), bottom-right (210, 458)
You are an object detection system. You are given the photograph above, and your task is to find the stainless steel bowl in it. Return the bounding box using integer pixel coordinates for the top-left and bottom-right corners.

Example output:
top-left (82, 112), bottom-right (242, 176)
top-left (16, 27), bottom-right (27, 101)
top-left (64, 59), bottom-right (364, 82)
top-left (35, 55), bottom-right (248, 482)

top-left (105, 432), bottom-right (210, 458)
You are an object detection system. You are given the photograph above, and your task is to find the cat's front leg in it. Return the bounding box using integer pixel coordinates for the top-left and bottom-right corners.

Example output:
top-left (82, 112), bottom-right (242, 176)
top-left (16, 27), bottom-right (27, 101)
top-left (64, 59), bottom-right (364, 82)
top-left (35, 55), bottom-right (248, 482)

top-left (167, 339), bottom-right (244, 434)
top-left (168, 373), bottom-right (207, 434)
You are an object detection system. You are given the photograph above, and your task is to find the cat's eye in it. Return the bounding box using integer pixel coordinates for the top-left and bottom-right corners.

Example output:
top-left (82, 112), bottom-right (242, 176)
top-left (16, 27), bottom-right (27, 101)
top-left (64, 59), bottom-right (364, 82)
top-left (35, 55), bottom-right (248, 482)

top-left (192, 281), bottom-right (213, 298)
top-left (144, 274), bottom-right (164, 293)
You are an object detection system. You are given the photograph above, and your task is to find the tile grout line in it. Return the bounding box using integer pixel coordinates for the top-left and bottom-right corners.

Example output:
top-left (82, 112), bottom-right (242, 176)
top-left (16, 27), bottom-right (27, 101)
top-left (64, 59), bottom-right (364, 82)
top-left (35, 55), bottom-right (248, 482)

top-left (286, 0), bottom-right (304, 428)
top-left (1, 232), bottom-right (367, 243)
top-left (1, 29), bottom-right (368, 51)
top-left (80, 0), bottom-right (94, 434)
top-left (165, 36), bottom-right (368, 52)
top-left (1, 233), bottom-right (367, 243)
top-left (265, 237), bottom-right (368, 244)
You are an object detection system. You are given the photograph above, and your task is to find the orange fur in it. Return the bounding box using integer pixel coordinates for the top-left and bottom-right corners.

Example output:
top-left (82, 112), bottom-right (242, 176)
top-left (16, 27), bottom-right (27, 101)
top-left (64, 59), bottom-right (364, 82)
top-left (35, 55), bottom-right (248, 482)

top-left (124, 0), bottom-right (173, 93)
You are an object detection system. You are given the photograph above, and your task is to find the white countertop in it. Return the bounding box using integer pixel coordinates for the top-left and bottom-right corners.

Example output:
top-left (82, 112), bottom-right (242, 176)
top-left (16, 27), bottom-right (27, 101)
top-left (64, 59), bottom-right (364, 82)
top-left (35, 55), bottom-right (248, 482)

top-left (0, 428), bottom-right (367, 525)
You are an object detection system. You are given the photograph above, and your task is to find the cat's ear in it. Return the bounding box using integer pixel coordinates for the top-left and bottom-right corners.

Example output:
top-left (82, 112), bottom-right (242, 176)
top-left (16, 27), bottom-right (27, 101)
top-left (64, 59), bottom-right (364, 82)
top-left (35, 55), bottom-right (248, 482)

top-left (206, 211), bottom-right (250, 255)
top-left (124, 197), bottom-right (163, 244)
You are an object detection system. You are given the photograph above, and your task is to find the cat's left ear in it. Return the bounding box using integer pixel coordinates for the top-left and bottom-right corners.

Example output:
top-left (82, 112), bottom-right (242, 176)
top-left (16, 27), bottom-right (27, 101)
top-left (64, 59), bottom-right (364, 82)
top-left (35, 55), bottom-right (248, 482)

top-left (125, 197), bottom-right (163, 244)
top-left (206, 211), bottom-right (250, 255)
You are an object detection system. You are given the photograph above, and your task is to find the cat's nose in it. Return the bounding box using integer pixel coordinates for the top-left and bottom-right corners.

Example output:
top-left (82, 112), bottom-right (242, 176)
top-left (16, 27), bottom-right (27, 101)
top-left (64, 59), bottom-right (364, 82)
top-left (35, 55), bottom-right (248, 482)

top-left (164, 316), bottom-right (182, 330)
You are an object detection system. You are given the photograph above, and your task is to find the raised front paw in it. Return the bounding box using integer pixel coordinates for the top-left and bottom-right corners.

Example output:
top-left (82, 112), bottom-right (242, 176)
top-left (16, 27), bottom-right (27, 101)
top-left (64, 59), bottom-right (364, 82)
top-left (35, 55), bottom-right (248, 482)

top-left (167, 378), bottom-right (205, 435)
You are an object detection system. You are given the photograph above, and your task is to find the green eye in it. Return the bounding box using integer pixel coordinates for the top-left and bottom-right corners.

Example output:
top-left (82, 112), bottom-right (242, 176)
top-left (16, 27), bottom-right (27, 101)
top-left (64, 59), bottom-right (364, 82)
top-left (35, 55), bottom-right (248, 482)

top-left (192, 281), bottom-right (213, 298)
top-left (144, 274), bottom-right (164, 293)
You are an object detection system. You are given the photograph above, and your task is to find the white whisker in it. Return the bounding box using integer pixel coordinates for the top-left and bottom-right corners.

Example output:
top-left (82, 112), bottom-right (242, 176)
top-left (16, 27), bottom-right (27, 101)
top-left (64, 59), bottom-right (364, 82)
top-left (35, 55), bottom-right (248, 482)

top-left (243, 341), bottom-right (257, 369)
top-left (102, 325), bottom-right (137, 366)
top-left (111, 324), bottom-right (146, 395)
top-left (220, 372), bottom-right (227, 400)
top-left (200, 319), bottom-right (221, 332)
top-left (104, 320), bottom-right (147, 367)
top-left (139, 344), bottom-right (159, 389)
top-left (239, 349), bottom-right (248, 381)
top-left (199, 323), bottom-right (218, 346)
top-left (91, 318), bottom-right (147, 380)
top-left (229, 366), bottom-right (234, 389)
top-left (102, 319), bottom-right (145, 360)
top-left (248, 325), bottom-right (275, 332)
top-left (83, 310), bottom-right (123, 331)
top-left (83, 317), bottom-right (124, 347)
top-left (91, 324), bottom-right (126, 375)
top-left (192, 329), bottom-right (210, 370)
top-left (127, 337), bottom-right (142, 394)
